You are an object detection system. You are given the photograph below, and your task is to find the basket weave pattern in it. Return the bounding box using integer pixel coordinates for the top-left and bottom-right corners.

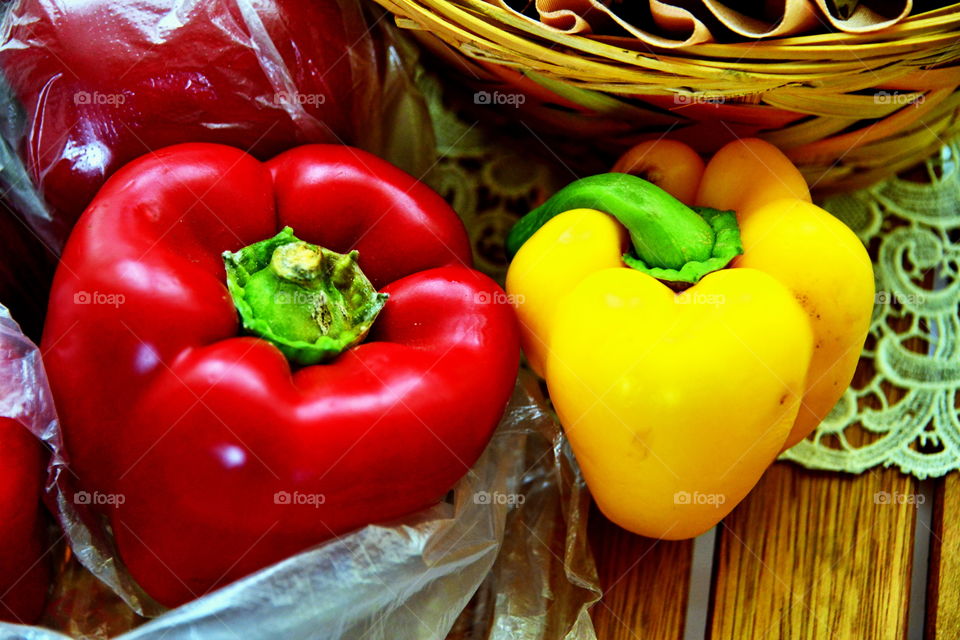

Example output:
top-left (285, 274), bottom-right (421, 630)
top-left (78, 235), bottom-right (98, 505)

top-left (374, 0), bottom-right (960, 191)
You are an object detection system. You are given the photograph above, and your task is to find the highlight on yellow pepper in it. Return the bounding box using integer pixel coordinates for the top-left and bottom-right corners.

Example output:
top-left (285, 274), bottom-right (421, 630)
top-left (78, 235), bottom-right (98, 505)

top-left (505, 138), bottom-right (874, 539)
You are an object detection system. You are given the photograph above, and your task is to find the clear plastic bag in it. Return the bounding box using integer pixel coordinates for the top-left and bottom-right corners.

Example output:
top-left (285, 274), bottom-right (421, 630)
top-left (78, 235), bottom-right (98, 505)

top-left (0, 297), bottom-right (599, 639)
top-left (0, 0), bottom-right (603, 635)
top-left (0, 0), bottom-right (396, 251)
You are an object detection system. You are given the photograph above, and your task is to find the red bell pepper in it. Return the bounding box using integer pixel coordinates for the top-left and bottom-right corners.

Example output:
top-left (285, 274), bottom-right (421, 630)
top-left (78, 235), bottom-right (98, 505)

top-left (0, 417), bottom-right (49, 623)
top-left (0, 418), bottom-right (50, 624)
top-left (41, 143), bottom-right (520, 607)
top-left (0, 309), bottom-right (51, 623)
top-left (0, 0), bottom-right (365, 247)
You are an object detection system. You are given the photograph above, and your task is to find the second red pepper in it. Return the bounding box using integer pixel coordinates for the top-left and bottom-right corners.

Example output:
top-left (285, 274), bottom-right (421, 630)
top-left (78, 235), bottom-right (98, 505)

top-left (0, 417), bottom-right (49, 623)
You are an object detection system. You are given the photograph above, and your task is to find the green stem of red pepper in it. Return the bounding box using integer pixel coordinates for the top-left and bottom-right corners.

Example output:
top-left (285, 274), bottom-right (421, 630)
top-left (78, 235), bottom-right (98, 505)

top-left (506, 173), bottom-right (744, 285)
top-left (223, 227), bottom-right (387, 365)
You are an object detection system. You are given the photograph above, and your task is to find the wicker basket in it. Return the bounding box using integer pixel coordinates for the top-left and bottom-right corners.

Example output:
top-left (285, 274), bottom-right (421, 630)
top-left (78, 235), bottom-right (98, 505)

top-left (372, 0), bottom-right (960, 192)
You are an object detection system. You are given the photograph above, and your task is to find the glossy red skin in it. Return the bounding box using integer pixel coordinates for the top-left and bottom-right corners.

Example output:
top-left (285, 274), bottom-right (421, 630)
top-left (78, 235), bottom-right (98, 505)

top-left (0, 0), bottom-right (361, 246)
top-left (41, 143), bottom-right (519, 607)
top-left (0, 418), bottom-right (49, 623)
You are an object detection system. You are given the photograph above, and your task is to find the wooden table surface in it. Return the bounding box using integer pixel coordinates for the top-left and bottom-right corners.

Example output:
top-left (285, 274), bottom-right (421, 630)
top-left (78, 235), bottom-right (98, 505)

top-left (589, 462), bottom-right (951, 639)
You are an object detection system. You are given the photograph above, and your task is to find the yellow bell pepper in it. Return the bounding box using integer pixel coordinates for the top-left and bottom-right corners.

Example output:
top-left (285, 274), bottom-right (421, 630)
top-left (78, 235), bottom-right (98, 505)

top-left (505, 138), bottom-right (874, 539)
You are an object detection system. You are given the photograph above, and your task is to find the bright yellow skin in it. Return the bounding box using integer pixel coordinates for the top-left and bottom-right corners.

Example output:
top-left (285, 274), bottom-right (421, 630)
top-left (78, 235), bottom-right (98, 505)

top-left (508, 138), bottom-right (874, 539)
top-left (505, 209), bottom-right (627, 378)
top-left (735, 199), bottom-right (875, 448)
top-left (550, 265), bottom-right (812, 539)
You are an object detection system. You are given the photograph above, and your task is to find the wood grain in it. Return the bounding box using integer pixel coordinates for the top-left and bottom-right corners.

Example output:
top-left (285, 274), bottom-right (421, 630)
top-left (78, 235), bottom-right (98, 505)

top-left (588, 503), bottom-right (693, 640)
top-left (708, 306), bottom-right (928, 639)
top-left (709, 462), bottom-right (919, 639)
top-left (927, 471), bottom-right (960, 640)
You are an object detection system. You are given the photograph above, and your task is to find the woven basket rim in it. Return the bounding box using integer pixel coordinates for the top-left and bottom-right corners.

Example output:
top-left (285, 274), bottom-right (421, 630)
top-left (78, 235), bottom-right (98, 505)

top-left (383, 0), bottom-right (960, 75)
top-left (416, 0), bottom-right (960, 48)
top-left (375, 0), bottom-right (960, 194)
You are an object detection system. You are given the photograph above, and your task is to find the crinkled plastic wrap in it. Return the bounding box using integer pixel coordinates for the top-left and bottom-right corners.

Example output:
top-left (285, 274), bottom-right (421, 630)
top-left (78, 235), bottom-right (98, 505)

top-left (0, 0), bottom-right (602, 635)
top-left (479, 380), bottom-right (600, 640)
top-left (0, 298), bottom-right (599, 639)
top-left (0, 0), bottom-right (392, 251)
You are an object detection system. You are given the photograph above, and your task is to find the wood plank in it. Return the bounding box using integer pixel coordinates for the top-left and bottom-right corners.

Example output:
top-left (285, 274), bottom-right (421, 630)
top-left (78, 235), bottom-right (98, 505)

top-left (710, 297), bottom-right (927, 640)
top-left (710, 462), bottom-right (918, 639)
top-left (588, 503), bottom-right (693, 640)
top-left (926, 471), bottom-right (960, 640)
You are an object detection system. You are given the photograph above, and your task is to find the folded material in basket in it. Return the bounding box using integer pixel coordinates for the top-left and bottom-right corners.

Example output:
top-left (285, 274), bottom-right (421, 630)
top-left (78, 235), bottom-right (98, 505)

top-left (490, 0), bottom-right (914, 47)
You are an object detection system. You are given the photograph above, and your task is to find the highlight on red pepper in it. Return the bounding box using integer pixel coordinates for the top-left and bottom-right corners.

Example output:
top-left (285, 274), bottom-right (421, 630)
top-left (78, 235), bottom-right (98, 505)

top-left (40, 143), bottom-right (520, 607)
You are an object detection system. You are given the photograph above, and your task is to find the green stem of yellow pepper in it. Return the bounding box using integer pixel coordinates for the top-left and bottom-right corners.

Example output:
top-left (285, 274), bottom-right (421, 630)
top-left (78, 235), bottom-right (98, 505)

top-left (506, 173), bottom-right (743, 285)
